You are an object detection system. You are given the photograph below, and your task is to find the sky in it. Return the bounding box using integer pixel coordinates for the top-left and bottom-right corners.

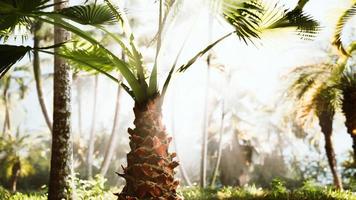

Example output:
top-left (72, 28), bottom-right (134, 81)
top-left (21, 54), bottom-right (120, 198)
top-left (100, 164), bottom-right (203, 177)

top-left (1, 0), bottom-right (356, 180)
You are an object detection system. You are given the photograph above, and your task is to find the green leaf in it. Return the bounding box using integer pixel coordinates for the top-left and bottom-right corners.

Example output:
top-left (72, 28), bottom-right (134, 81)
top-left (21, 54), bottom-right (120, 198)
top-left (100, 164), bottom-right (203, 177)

top-left (58, 4), bottom-right (119, 25)
top-left (60, 41), bottom-right (117, 73)
top-left (221, 0), bottom-right (263, 43)
top-left (332, 3), bottom-right (356, 56)
top-left (178, 32), bottom-right (234, 72)
top-left (0, 45), bottom-right (32, 79)
top-left (36, 14), bottom-right (145, 102)
top-left (0, 0), bottom-right (50, 38)
top-left (262, 5), bottom-right (319, 39)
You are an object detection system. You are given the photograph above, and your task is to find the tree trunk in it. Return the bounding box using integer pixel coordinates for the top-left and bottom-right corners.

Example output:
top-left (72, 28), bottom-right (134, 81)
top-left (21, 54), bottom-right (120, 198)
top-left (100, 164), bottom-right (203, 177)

top-left (2, 77), bottom-right (11, 135)
top-left (210, 101), bottom-right (225, 187)
top-left (48, 1), bottom-right (73, 199)
top-left (100, 82), bottom-right (122, 176)
top-left (318, 111), bottom-right (343, 190)
top-left (200, 60), bottom-right (210, 188)
top-left (10, 160), bottom-right (20, 192)
top-left (87, 75), bottom-right (99, 179)
top-left (342, 89), bottom-right (356, 164)
top-left (117, 96), bottom-right (181, 199)
top-left (33, 22), bottom-right (52, 133)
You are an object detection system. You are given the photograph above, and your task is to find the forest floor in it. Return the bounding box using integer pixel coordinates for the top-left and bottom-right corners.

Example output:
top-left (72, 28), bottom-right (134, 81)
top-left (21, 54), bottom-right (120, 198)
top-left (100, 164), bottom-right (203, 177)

top-left (1, 181), bottom-right (356, 200)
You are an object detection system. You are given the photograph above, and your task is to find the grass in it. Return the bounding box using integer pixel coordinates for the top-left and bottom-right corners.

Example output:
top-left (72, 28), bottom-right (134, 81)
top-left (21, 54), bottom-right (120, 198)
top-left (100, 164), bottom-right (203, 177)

top-left (180, 180), bottom-right (356, 200)
top-left (1, 180), bottom-right (356, 200)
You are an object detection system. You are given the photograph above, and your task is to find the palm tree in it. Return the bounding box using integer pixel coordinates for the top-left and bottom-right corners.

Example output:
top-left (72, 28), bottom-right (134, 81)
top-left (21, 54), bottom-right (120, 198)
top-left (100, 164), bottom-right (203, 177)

top-left (48, 0), bottom-right (74, 199)
top-left (0, 133), bottom-right (37, 192)
top-left (0, 0), bottom-right (318, 198)
top-left (287, 62), bottom-right (343, 189)
top-left (339, 70), bottom-right (356, 160)
top-left (286, 41), bottom-right (356, 189)
top-left (32, 22), bottom-right (53, 133)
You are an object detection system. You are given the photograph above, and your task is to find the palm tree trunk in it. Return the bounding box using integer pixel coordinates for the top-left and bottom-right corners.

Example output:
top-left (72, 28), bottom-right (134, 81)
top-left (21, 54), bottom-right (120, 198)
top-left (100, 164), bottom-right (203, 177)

top-left (342, 91), bottom-right (356, 164)
top-left (210, 101), bottom-right (225, 187)
top-left (117, 96), bottom-right (180, 199)
top-left (200, 59), bottom-right (210, 188)
top-left (48, 1), bottom-right (73, 199)
top-left (319, 112), bottom-right (343, 190)
top-left (87, 75), bottom-right (99, 179)
top-left (10, 160), bottom-right (21, 192)
top-left (100, 82), bottom-right (122, 176)
top-left (33, 22), bottom-right (52, 133)
top-left (2, 77), bottom-right (11, 135)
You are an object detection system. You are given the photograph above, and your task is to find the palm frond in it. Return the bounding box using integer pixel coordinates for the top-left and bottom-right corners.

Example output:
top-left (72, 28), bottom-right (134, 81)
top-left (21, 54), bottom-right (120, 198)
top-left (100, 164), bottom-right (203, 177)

top-left (58, 4), bottom-right (120, 25)
top-left (262, 5), bottom-right (319, 39)
top-left (332, 3), bottom-right (356, 56)
top-left (0, 45), bottom-right (32, 79)
top-left (221, 0), bottom-right (263, 43)
top-left (60, 41), bottom-right (118, 73)
top-left (178, 32), bottom-right (234, 72)
top-left (0, 0), bottom-right (50, 39)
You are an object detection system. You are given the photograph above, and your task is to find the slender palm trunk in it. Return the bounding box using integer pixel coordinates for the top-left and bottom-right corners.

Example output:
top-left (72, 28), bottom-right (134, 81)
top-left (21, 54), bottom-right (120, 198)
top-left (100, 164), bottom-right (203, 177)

top-left (318, 112), bottom-right (343, 190)
top-left (2, 77), bottom-right (11, 135)
top-left (48, 1), bottom-right (73, 199)
top-left (210, 101), bottom-right (225, 187)
top-left (76, 77), bottom-right (83, 137)
top-left (100, 83), bottom-right (122, 176)
top-left (87, 75), bottom-right (99, 179)
top-left (200, 59), bottom-right (210, 188)
top-left (33, 22), bottom-right (52, 133)
top-left (117, 96), bottom-right (180, 199)
top-left (10, 160), bottom-right (21, 192)
top-left (342, 90), bottom-right (356, 164)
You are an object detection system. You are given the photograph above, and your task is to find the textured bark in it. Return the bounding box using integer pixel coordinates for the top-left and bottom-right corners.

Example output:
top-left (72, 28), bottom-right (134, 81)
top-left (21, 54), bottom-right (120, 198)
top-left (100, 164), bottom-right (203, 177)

top-left (318, 111), bottom-right (343, 190)
top-left (33, 22), bottom-right (52, 133)
top-left (100, 83), bottom-right (122, 176)
top-left (48, 1), bottom-right (73, 199)
top-left (10, 160), bottom-right (20, 192)
top-left (117, 96), bottom-right (181, 200)
top-left (87, 75), bottom-right (99, 179)
top-left (342, 88), bottom-right (356, 164)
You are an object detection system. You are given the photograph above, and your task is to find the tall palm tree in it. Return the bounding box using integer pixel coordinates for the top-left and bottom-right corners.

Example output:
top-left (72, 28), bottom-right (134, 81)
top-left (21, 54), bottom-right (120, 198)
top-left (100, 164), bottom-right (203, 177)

top-left (48, 0), bottom-right (74, 199)
top-left (0, 0), bottom-right (318, 198)
top-left (286, 41), bottom-right (356, 189)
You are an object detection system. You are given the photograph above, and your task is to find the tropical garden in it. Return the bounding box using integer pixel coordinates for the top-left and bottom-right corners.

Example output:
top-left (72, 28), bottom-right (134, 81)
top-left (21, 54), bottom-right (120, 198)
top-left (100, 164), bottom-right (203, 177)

top-left (0, 0), bottom-right (356, 199)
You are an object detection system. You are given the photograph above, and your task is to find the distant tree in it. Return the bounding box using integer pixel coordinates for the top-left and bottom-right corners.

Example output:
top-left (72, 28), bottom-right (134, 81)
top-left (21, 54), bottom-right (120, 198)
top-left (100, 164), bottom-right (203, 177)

top-left (0, 134), bottom-right (37, 192)
top-left (32, 22), bottom-right (53, 133)
top-left (286, 42), bottom-right (356, 189)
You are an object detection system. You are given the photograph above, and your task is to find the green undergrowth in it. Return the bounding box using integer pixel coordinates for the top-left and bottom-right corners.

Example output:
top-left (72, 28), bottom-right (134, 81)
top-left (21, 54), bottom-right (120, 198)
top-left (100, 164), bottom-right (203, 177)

top-left (180, 180), bottom-right (356, 200)
top-left (1, 180), bottom-right (356, 200)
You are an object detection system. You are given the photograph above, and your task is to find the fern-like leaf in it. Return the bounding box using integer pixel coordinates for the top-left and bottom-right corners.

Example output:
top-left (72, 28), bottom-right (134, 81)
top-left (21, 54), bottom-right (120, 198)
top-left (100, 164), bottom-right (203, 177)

top-left (332, 3), bottom-right (356, 56)
top-left (0, 45), bottom-right (32, 79)
top-left (58, 4), bottom-right (119, 25)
